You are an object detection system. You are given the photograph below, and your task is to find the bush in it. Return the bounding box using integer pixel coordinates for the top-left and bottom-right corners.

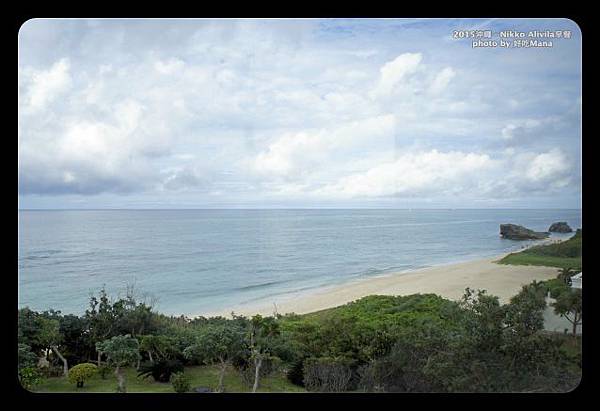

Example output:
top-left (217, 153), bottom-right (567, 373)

top-left (138, 359), bottom-right (184, 382)
top-left (546, 279), bottom-right (571, 299)
top-left (286, 359), bottom-right (305, 387)
top-left (303, 357), bottom-right (353, 392)
top-left (18, 344), bottom-right (38, 370)
top-left (170, 372), bottom-right (191, 393)
top-left (19, 366), bottom-right (43, 391)
top-left (68, 363), bottom-right (98, 388)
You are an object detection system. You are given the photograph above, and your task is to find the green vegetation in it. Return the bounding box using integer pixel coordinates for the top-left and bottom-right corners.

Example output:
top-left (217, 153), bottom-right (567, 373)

top-left (19, 277), bottom-right (581, 393)
top-left (33, 365), bottom-right (304, 393)
top-left (18, 366), bottom-right (43, 391)
top-left (96, 335), bottom-right (141, 393)
top-left (498, 228), bottom-right (582, 270)
top-left (170, 372), bottom-right (192, 393)
top-left (303, 357), bottom-right (353, 392)
top-left (137, 359), bottom-right (184, 383)
top-left (183, 318), bottom-right (246, 392)
top-left (552, 288), bottom-right (582, 337)
top-left (67, 363), bottom-right (97, 387)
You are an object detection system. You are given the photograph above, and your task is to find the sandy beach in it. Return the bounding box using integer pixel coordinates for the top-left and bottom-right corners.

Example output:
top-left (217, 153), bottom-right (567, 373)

top-left (198, 248), bottom-right (561, 318)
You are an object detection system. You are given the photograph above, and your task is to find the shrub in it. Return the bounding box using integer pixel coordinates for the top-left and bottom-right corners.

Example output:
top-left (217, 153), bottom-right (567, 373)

top-left (138, 359), bottom-right (184, 382)
top-left (19, 366), bottom-right (43, 391)
top-left (68, 363), bottom-right (98, 388)
top-left (303, 357), bottom-right (353, 392)
top-left (170, 372), bottom-right (191, 393)
top-left (286, 358), bottom-right (305, 387)
top-left (18, 344), bottom-right (38, 370)
top-left (544, 278), bottom-right (570, 299)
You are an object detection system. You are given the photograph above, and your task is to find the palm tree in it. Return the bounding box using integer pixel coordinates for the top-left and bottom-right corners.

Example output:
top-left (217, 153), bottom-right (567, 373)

top-left (557, 267), bottom-right (576, 286)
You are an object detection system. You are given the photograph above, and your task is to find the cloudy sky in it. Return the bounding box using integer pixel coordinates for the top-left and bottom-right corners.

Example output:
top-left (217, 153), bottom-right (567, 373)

top-left (18, 18), bottom-right (582, 209)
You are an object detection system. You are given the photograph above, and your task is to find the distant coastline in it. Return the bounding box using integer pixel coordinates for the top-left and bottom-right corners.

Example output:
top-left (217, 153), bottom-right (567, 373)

top-left (19, 209), bottom-right (580, 316)
top-left (196, 238), bottom-right (564, 319)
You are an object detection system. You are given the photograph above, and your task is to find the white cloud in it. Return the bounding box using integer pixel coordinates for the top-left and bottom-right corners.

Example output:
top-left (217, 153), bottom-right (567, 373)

top-left (429, 67), bottom-right (455, 95)
top-left (371, 53), bottom-right (422, 98)
top-left (24, 58), bottom-right (72, 111)
top-left (316, 150), bottom-right (492, 198)
top-left (525, 148), bottom-right (570, 182)
top-left (251, 115), bottom-right (397, 178)
top-left (17, 19), bottom-right (581, 207)
top-left (501, 119), bottom-right (542, 140)
top-left (154, 58), bottom-right (185, 74)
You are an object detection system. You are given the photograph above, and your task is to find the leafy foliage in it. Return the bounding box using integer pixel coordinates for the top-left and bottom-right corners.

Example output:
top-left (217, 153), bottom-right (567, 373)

top-left (170, 372), bottom-right (192, 393)
top-left (18, 343), bottom-right (38, 370)
top-left (19, 367), bottom-right (43, 391)
top-left (67, 363), bottom-right (98, 387)
top-left (19, 283), bottom-right (581, 393)
top-left (286, 359), bottom-right (305, 387)
top-left (280, 294), bottom-right (460, 363)
top-left (96, 335), bottom-right (140, 368)
top-left (138, 359), bottom-right (184, 382)
top-left (552, 288), bottom-right (582, 336)
top-left (183, 320), bottom-right (245, 365)
top-left (140, 334), bottom-right (181, 362)
top-left (96, 334), bottom-right (140, 392)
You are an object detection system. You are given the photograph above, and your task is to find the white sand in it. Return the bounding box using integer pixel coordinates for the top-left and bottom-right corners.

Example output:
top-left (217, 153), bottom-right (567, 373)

top-left (196, 250), bottom-right (561, 319)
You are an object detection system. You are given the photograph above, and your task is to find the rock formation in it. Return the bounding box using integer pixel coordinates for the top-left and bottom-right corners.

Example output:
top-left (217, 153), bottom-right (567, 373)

top-left (500, 224), bottom-right (550, 240)
top-left (548, 222), bottom-right (573, 233)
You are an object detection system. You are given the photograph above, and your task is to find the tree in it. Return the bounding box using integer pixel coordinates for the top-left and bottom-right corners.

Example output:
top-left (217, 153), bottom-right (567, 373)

top-left (552, 288), bottom-right (582, 337)
top-left (18, 343), bottom-right (38, 370)
top-left (557, 267), bottom-right (577, 286)
top-left (183, 321), bottom-right (245, 392)
top-left (85, 288), bottom-right (124, 366)
top-left (37, 317), bottom-right (69, 377)
top-left (246, 315), bottom-right (280, 393)
top-left (118, 285), bottom-right (158, 337)
top-left (96, 335), bottom-right (140, 393)
top-left (139, 334), bottom-right (178, 364)
top-left (58, 314), bottom-right (94, 366)
top-left (303, 357), bottom-right (353, 392)
top-left (18, 308), bottom-right (44, 353)
top-left (504, 282), bottom-right (547, 337)
top-left (85, 287), bottom-right (158, 367)
top-left (459, 288), bottom-right (505, 352)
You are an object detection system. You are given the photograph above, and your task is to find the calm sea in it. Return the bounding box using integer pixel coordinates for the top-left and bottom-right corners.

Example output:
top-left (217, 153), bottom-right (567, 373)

top-left (18, 209), bottom-right (581, 316)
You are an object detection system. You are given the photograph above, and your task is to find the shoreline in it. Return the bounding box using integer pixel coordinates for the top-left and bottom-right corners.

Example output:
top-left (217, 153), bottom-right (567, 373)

top-left (194, 237), bottom-right (563, 319)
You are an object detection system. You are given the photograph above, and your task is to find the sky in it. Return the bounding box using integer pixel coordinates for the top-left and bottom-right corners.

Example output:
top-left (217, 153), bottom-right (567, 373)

top-left (18, 18), bottom-right (582, 209)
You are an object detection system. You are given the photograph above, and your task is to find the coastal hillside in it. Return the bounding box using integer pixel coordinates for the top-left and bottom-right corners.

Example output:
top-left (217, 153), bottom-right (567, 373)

top-left (498, 229), bottom-right (582, 270)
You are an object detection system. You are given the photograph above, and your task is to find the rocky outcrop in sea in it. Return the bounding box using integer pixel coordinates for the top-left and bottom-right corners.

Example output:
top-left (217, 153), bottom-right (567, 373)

top-left (548, 222), bottom-right (573, 233)
top-left (500, 224), bottom-right (550, 240)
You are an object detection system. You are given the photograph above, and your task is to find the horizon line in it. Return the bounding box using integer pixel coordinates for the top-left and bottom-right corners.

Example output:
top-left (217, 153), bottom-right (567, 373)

top-left (18, 207), bottom-right (583, 211)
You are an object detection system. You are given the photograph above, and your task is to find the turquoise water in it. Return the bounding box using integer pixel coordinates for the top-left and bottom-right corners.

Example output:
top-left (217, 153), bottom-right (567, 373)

top-left (18, 209), bottom-right (581, 316)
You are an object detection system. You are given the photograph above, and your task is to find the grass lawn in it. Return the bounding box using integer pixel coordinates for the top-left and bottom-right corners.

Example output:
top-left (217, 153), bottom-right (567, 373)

top-left (497, 253), bottom-right (581, 270)
top-left (497, 229), bottom-right (581, 270)
top-left (32, 365), bottom-right (305, 393)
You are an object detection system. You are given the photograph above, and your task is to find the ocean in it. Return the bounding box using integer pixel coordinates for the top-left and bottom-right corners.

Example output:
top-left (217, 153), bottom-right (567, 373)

top-left (18, 209), bottom-right (581, 316)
